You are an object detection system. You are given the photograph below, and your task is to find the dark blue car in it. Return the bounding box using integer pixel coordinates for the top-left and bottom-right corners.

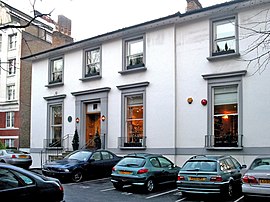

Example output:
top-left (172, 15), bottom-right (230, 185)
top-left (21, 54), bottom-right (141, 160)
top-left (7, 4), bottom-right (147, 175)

top-left (42, 149), bottom-right (122, 182)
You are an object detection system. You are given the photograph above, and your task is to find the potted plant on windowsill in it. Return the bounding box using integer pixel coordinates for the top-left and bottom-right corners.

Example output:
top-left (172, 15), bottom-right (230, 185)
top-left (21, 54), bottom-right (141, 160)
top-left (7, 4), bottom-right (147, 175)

top-left (72, 128), bottom-right (79, 151)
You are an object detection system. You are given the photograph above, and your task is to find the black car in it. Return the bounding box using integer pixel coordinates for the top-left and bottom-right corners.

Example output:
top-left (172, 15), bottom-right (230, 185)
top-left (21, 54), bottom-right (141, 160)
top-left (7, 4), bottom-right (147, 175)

top-left (177, 155), bottom-right (246, 198)
top-left (42, 149), bottom-right (122, 182)
top-left (0, 162), bottom-right (64, 202)
top-left (111, 153), bottom-right (181, 193)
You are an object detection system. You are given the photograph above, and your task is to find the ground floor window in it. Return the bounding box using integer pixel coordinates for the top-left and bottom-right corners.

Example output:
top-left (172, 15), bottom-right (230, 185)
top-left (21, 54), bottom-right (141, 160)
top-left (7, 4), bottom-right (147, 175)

top-left (4, 139), bottom-right (15, 148)
top-left (49, 104), bottom-right (62, 147)
top-left (6, 112), bottom-right (15, 128)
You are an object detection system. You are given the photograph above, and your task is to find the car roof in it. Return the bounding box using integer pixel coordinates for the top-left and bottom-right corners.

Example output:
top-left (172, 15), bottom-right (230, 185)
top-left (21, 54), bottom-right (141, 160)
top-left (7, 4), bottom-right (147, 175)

top-left (125, 153), bottom-right (163, 158)
top-left (188, 155), bottom-right (230, 161)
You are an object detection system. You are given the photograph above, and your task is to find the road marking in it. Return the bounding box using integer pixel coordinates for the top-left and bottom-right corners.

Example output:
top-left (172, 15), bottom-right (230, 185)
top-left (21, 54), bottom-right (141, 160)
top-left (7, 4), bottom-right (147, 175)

top-left (234, 195), bottom-right (244, 202)
top-left (146, 189), bottom-right (178, 199)
top-left (175, 197), bottom-right (187, 202)
top-left (100, 187), bottom-right (116, 192)
top-left (122, 192), bottom-right (133, 195)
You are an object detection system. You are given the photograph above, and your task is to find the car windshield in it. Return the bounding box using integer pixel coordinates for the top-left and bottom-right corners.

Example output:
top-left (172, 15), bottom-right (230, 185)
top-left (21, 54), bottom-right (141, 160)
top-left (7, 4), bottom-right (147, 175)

top-left (6, 149), bottom-right (23, 154)
top-left (66, 151), bottom-right (92, 161)
top-left (181, 161), bottom-right (217, 172)
top-left (250, 158), bottom-right (270, 170)
top-left (117, 157), bottom-right (145, 167)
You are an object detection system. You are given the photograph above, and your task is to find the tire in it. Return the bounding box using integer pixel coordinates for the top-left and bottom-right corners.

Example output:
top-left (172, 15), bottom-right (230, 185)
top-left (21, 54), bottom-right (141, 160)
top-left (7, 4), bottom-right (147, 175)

top-left (223, 182), bottom-right (234, 199)
top-left (113, 182), bottom-right (123, 190)
top-left (145, 179), bottom-right (155, 193)
top-left (71, 170), bottom-right (83, 183)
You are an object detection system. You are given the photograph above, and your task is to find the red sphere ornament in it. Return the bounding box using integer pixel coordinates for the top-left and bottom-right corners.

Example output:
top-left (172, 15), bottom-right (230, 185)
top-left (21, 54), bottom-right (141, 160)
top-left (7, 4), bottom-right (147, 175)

top-left (201, 99), bottom-right (207, 106)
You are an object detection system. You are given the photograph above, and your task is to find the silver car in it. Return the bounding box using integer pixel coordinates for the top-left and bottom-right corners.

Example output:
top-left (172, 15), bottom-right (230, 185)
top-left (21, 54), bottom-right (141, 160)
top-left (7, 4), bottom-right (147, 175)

top-left (242, 156), bottom-right (270, 200)
top-left (0, 149), bottom-right (32, 169)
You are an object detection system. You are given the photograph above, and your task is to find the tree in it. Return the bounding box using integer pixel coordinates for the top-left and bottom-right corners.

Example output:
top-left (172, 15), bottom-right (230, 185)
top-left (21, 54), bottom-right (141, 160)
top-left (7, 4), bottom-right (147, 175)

top-left (72, 128), bottom-right (79, 151)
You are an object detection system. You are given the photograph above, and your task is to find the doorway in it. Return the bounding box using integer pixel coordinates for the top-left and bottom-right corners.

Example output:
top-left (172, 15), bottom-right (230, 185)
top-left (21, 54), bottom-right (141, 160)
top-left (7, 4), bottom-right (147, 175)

top-left (85, 113), bottom-right (100, 148)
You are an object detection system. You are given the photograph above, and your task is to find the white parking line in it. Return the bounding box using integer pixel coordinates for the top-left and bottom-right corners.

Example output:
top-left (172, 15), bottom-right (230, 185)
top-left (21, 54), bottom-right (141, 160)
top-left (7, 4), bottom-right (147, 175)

top-left (146, 189), bottom-right (178, 199)
top-left (234, 195), bottom-right (244, 202)
top-left (100, 187), bottom-right (116, 192)
top-left (175, 197), bottom-right (187, 202)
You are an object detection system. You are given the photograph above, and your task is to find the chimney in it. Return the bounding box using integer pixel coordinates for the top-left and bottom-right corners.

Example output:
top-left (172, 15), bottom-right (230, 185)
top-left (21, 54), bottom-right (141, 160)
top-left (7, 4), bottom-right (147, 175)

top-left (186, 0), bottom-right (202, 12)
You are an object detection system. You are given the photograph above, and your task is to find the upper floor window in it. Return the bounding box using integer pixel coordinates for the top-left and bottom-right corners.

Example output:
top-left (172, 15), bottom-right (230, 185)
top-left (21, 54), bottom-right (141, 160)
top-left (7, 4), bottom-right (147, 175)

top-left (84, 48), bottom-right (101, 78)
top-left (211, 17), bottom-right (238, 57)
top-left (49, 57), bottom-right (63, 84)
top-left (7, 85), bottom-right (15, 101)
top-left (6, 112), bottom-right (15, 128)
top-left (123, 36), bottom-right (145, 71)
top-left (8, 34), bottom-right (17, 50)
top-left (8, 58), bottom-right (16, 75)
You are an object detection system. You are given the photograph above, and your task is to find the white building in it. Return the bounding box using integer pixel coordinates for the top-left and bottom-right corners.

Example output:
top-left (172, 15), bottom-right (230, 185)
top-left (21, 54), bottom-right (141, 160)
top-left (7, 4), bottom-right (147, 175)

top-left (24, 0), bottom-right (270, 168)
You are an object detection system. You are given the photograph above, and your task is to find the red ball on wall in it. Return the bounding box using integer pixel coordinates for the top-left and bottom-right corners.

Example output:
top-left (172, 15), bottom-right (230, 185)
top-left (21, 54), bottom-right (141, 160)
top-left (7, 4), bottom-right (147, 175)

top-left (201, 99), bottom-right (207, 106)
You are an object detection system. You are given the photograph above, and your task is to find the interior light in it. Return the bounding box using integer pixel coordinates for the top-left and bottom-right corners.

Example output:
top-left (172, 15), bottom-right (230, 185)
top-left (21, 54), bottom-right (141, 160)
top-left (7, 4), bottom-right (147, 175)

top-left (222, 115), bottom-right (229, 119)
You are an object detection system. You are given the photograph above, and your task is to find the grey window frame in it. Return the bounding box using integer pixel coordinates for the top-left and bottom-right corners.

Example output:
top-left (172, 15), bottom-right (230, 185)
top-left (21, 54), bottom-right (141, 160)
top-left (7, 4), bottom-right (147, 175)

top-left (120, 35), bottom-right (146, 74)
top-left (202, 71), bottom-right (246, 149)
top-left (48, 56), bottom-right (64, 85)
top-left (44, 94), bottom-right (66, 147)
top-left (117, 82), bottom-right (149, 149)
top-left (82, 46), bottom-right (102, 80)
top-left (208, 15), bottom-right (239, 60)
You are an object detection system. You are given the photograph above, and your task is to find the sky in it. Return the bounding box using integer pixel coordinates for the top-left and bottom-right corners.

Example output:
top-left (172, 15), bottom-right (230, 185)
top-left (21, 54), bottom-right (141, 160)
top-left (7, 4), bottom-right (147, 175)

top-left (2, 0), bottom-right (230, 41)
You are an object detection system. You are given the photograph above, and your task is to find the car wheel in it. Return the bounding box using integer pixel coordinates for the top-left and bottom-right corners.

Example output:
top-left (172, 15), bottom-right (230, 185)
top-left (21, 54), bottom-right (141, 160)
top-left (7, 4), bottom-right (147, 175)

top-left (113, 182), bottom-right (123, 190)
top-left (223, 182), bottom-right (234, 198)
top-left (71, 170), bottom-right (83, 183)
top-left (145, 178), bottom-right (155, 193)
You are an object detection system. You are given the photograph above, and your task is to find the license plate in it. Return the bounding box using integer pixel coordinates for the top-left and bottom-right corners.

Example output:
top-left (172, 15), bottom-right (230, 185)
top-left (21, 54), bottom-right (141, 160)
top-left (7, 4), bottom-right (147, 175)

top-left (259, 179), bottom-right (270, 184)
top-left (19, 155), bottom-right (28, 158)
top-left (119, 171), bottom-right (132, 175)
top-left (189, 177), bottom-right (206, 181)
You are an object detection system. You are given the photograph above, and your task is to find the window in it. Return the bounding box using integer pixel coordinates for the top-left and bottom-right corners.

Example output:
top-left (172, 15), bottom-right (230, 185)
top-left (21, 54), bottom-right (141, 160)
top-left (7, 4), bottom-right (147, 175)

top-left (211, 17), bottom-right (237, 57)
top-left (49, 57), bottom-right (63, 84)
top-left (8, 34), bottom-right (17, 50)
top-left (49, 104), bottom-right (62, 147)
top-left (6, 112), bottom-right (14, 128)
top-left (7, 85), bottom-right (15, 101)
top-left (8, 58), bottom-right (16, 75)
top-left (203, 71), bottom-right (245, 148)
top-left (123, 36), bottom-right (145, 70)
top-left (84, 48), bottom-right (101, 78)
top-left (4, 139), bottom-right (15, 148)
top-left (0, 34), bottom-right (2, 52)
top-left (118, 82), bottom-right (148, 148)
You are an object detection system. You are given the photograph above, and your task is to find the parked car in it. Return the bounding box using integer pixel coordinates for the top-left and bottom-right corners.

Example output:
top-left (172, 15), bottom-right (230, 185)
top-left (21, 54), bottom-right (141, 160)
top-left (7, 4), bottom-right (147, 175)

top-left (0, 162), bottom-right (64, 202)
top-left (0, 149), bottom-right (32, 169)
top-left (42, 149), bottom-right (122, 182)
top-left (111, 153), bottom-right (181, 193)
top-left (177, 155), bottom-right (246, 198)
top-left (242, 156), bottom-right (270, 200)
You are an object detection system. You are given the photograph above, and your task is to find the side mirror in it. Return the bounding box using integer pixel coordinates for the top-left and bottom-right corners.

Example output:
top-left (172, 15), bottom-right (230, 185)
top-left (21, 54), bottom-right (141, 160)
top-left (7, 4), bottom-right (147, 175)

top-left (88, 159), bottom-right (95, 163)
top-left (241, 165), bottom-right (247, 169)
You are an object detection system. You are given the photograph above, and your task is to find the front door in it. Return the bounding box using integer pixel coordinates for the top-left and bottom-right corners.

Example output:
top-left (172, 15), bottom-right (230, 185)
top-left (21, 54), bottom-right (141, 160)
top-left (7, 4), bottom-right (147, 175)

top-left (85, 113), bottom-right (100, 148)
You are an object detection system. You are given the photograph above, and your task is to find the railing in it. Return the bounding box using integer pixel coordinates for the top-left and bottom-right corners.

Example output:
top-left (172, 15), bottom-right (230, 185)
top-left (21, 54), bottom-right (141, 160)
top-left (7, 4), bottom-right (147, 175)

top-left (205, 134), bottom-right (243, 148)
top-left (118, 136), bottom-right (147, 148)
top-left (41, 134), bottom-right (73, 166)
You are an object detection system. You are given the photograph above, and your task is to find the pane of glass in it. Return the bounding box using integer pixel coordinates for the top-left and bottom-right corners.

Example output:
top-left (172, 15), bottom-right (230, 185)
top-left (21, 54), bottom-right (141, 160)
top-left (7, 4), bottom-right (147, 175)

top-left (214, 104), bottom-right (237, 115)
top-left (215, 39), bottom-right (235, 53)
top-left (52, 58), bottom-right (63, 72)
top-left (128, 40), bottom-right (143, 55)
top-left (52, 106), bottom-right (62, 124)
top-left (216, 20), bottom-right (235, 39)
top-left (214, 85), bottom-right (237, 105)
top-left (90, 49), bottom-right (100, 63)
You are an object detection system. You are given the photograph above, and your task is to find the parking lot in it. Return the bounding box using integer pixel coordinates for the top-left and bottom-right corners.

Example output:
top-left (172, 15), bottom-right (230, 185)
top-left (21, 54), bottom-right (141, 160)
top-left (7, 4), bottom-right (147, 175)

top-left (63, 177), bottom-right (245, 202)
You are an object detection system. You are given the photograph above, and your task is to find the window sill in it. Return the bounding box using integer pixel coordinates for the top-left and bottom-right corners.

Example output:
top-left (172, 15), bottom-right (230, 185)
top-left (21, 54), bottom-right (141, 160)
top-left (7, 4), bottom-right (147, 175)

top-left (80, 75), bottom-right (102, 81)
top-left (119, 146), bottom-right (146, 150)
top-left (45, 83), bottom-right (64, 88)
top-left (205, 146), bottom-right (243, 150)
top-left (118, 67), bottom-right (147, 75)
top-left (207, 53), bottom-right (240, 61)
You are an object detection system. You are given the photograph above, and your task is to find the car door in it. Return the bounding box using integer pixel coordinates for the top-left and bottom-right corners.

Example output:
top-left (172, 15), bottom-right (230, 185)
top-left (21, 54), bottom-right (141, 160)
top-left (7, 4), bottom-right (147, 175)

top-left (87, 151), bottom-right (103, 177)
top-left (157, 157), bottom-right (179, 183)
top-left (100, 151), bottom-right (117, 176)
top-left (225, 158), bottom-right (242, 183)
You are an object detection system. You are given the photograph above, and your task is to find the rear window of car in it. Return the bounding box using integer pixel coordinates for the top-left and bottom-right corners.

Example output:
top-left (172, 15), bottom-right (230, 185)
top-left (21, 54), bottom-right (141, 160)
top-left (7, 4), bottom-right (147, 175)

top-left (117, 157), bottom-right (145, 167)
top-left (250, 158), bottom-right (270, 170)
top-left (181, 161), bottom-right (217, 172)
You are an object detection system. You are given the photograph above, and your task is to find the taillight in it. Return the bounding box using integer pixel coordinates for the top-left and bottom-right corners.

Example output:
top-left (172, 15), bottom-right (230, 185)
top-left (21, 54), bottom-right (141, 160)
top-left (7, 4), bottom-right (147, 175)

top-left (11, 155), bottom-right (17, 158)
top-left (137, 168), bottom-right (148, 174)
top-left (112, 167), bottom-right (116, 171)
top-left (210, 176), bottom-right (223, 182)
top-left (242, 175), bottom-right (258, 184)
top-left (177, 175), bottom-right (185, 181)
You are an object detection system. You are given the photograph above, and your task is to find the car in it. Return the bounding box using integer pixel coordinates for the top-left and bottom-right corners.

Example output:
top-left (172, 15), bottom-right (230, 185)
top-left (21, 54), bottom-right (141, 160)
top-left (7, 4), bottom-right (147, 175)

top-left (42, 149), bottom-right (122, 182)
top-left (0, 162), bottom-right (64, 202)
top-left (242, 156), bottom-right (270, 200)
top-left (111, 153), bottom-right (181, 193)
top-left (177, 155), bottom-right (246, 198)
top-left (0, 149), bottom-right (32, 169)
